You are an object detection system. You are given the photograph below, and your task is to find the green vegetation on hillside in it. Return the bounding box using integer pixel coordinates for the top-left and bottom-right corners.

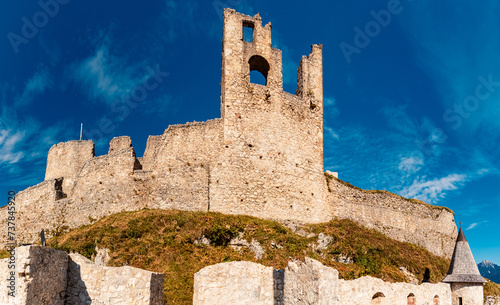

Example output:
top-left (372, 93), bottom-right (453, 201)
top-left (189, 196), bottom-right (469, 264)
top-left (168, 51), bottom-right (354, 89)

top-left (48, 209), bottom-right (453, 304)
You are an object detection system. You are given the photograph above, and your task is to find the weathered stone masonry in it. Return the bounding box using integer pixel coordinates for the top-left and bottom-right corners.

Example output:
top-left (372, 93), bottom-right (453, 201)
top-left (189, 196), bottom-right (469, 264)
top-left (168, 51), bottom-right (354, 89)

top-left (0, 246), bottom-right (164, 305)
top-left (3, 9), bottom-right (457, 259)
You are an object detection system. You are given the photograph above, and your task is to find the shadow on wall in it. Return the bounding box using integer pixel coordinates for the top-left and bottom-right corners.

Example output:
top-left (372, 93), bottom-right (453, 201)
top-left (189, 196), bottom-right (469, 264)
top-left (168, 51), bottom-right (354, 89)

top-left (65, 258), bottom-right (91, 304)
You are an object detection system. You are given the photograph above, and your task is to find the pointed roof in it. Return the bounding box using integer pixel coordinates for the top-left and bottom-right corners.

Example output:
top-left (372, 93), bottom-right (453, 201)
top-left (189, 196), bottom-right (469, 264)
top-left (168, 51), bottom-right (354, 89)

top-left (442, 228), bottom-right (487, 284)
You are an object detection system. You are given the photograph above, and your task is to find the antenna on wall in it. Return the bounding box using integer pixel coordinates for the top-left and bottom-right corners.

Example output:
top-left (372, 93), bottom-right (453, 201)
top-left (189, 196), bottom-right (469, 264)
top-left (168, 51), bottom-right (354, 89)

top-left (80, 123), bottom-right (83, 141)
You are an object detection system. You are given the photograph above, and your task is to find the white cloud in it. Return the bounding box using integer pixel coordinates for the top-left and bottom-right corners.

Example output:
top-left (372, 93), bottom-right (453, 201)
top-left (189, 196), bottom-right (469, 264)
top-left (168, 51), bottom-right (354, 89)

top-left (400, 173), bottom-right (467, 203)
top-left (466, 223), bottom-right (478, 230)
top-left (70, 32), bottom-right (159, 106)
top-left (0, 102), bottom-right (71, 168)
top-left (16, 67), bottom-right (52, 106)
top-left (324, 125), bottom-right (339, 140)
top-left (466, 221), bottom-right (487, 231)
top-left (0, 129), bottom-right (24, 164)
top-left (398, 156), bottom-right (423, 173)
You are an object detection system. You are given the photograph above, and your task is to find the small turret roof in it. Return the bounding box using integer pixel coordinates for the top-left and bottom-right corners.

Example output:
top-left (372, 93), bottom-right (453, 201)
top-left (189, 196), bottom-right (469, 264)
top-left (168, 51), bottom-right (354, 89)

top-left (442, 228), bottom-right (487, 284)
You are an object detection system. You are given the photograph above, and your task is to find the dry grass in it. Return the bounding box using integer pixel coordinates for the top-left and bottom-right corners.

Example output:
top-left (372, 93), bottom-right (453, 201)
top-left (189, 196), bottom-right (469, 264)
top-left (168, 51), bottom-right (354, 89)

top-left (48, 209), bottom-right (451, 305)
top-left (0, 250), bottom-right (10, 259)
top-left (485, 279), bottom-right (500, 299)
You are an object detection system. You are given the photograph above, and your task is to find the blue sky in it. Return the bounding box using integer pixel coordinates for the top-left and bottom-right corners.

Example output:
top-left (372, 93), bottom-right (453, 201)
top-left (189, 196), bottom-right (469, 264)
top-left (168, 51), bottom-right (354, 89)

top-left (1, 0), bottom-right (499, 264)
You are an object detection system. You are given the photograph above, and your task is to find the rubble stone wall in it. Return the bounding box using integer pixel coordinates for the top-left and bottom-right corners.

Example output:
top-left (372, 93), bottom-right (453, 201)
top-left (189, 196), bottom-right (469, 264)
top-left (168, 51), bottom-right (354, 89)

top-left (327, 175), bottom-right (457, 258)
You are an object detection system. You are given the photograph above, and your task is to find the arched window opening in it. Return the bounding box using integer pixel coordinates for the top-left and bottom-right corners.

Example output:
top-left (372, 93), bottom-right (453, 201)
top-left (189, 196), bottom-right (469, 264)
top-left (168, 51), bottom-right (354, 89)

top-left (372, 292), bottom-right (385, 305)
top-left (250, 70), bottom-right (266, 86)
top-left (407, 293), bottom-right (416, 305)
top-left (433, 295), bottom-right (440, 305)
top-left (248, 55), bottom-right (270, 86)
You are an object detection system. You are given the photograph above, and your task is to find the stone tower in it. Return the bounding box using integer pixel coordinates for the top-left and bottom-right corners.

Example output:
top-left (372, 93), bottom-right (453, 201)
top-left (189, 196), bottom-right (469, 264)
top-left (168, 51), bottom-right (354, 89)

top-left (208, 8), bottom-right (330, 223)
top-left (442, 228), bottom-right (486, 305)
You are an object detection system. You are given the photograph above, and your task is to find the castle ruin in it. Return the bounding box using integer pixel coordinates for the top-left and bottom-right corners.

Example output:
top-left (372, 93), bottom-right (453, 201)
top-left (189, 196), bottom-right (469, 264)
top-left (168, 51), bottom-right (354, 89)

top-left (3, 9), bottom-right (457, 259)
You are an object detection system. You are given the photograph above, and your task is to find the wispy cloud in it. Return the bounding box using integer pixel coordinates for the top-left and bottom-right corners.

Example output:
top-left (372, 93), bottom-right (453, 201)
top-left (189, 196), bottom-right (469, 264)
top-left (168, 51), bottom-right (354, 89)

top-left (466, 221), bottom-right (488, 231)
top-left (400, 173), bottom-right (467, 203)
top-left (398, 156), bottom-right (423, 173)
top-left (0, 101), bottom-right (71, 170)
top-left (16, 67), bottom-right (52, 107)
top-left (71, 41), bottom-right (152, 105)
top-left (0, 129), bottom-right (24, 164)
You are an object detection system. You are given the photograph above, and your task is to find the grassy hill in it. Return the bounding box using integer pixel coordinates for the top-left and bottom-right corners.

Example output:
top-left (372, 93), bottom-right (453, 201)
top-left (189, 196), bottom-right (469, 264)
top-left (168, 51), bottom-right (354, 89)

top-left (46, 209), bottom-right (456, 304)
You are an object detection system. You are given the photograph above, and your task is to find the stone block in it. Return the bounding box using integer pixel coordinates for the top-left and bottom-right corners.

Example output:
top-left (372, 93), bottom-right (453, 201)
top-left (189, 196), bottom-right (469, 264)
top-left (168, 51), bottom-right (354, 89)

top-left (193, 261), bottom-right (275, 305)
top-left (283, 257), bottom-right (338, 305)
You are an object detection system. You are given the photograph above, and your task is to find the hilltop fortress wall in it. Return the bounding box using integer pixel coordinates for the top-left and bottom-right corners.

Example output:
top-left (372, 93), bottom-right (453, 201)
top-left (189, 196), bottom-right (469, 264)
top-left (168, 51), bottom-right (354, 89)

top-left (3, 9), bottom-right (456, 258)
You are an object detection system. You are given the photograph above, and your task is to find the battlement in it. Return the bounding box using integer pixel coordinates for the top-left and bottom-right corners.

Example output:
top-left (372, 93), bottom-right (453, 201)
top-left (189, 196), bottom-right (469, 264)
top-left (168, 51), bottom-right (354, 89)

top-left (45, 140), bottom-right (95, 192)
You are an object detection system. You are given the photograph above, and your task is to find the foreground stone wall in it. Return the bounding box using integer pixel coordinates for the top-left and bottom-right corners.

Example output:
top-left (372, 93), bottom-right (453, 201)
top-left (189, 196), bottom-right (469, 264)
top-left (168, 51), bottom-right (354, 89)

top-left (0, 246), bottom-right (164, 304)
top-left (337, 276), bottom-right (452, 305)
top-left (66, 253), bottom-right (164, 305)
top-left (284, 257), bottom-right (338, 305)
top-left (194, 258), bottom-right (456, 305)
top-left (0, 246), bottom-right (69, 305)
top-left (193, 261), bottom-right (276, 305)
top-left (0, 257), bottom-right (11, 304)
top-left (327, 175), bottom-right (457, 258)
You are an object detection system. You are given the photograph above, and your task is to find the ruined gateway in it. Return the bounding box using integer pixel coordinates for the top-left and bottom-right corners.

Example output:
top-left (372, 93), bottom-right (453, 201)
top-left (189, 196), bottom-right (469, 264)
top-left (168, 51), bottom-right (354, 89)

top-left (3, 9), bottom-right (457, 258)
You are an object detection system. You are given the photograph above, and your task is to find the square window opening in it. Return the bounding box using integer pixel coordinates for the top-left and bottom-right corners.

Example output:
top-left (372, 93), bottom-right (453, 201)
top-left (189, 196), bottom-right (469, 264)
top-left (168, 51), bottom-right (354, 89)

top-left (242, 21), bottom-right (254, 42)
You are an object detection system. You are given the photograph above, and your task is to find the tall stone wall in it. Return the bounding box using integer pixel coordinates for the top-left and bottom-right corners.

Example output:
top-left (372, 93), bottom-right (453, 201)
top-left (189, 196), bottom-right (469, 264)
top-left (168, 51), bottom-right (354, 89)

top-left (150, 119), bottom-right (223, 212)
top-left (327, 175), bottom-right (457, 258)
top-left (45, 140), bottom-right (95, 192)
top-left (211, 9), bottom-right (330, 224)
